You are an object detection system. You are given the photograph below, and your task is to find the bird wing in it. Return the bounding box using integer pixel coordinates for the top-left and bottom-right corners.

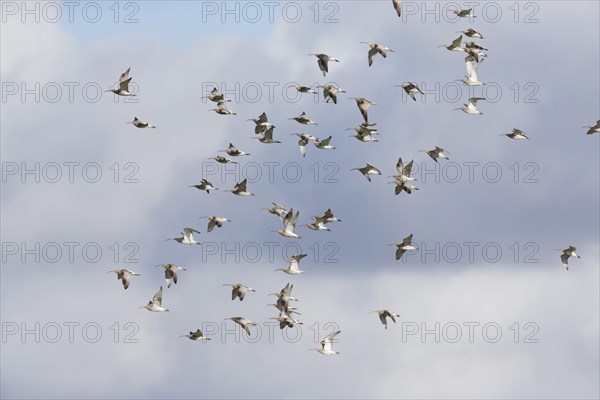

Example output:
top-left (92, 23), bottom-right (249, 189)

top-left (121, 271), bottom-right (132, 289)
top-left (404, 160), bottom-right (414, 176)
top-left (317, 58), bottom-right (328, 75)
top-left (452, 35), bottom-right (463, 48)
top-left (183, 228), bottom-right (200, 239)
top-left (119, 77), bottom-right (132, 92)
top-left (403, 85), bottom-right (416, 101)
top-left (165, 268), bottom-right (175, 288)
top-left (207, 219), bottom-right (217, 233)
top-left (321, 136), bottom-right (332, 146)
top-left (191, 329), bottom-right (202, 339)
top-left (396, 247), bottom-right (406, 260)
top-left (560, 253), bottom-right (569, 267)
top-left (367, 47), bottom-right (378, 66)
top-left (322, 330), bottom-right (340, 351)
top-left (379, 312), bottom-right (388, 326)
top-left (258, 112), bottom-right (268, 124)
top-left (152, 287), bottom-right (163, 306)
top-left (263, 126), bottom-right (275, 141)
top-left (465, 55), bottom-right (479, 81)
top-left (403, 234), bottom-right (414, 246)
top-left (298, 140), bottom-right (307, 157)
top-left (119, 68), bottom-right (130, 83)
top-left (238, 179), bottom-right (248, 192)
top-left (392, 0), bottom-right (402, 16)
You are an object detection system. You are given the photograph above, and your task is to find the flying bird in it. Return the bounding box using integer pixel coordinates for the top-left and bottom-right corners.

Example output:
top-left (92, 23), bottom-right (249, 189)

top-left (321, 208), bottom-right (342, 223)
top-left (560, 246), bottom-right (580, 270)
top-left (395, 82), bottom-right (424, 101)
top-left (350, 97), bottom-right (376, 122)
top-left (271, 312), bottom-right (303, 329)
top-left (253, 126), bottom-right (281, 144)
top-left (308, 53), bottom-right (339, 76)
top-left (180, 329), bottom-right (211, 341)
top-left (224, 317), bottom-right (257, 336)
top-left (295, 85), bottom-right (317, 94)
top-left (457, 28), bottom-right (484, 38)
top-left (200, 215), bottom-right (231, 233)
top-left (361, 42), bottom-right (395, 66)
top-left (303, 216), bottom-right (330, 231)
top-left (452, 8), bottom-right (476, 18)
top-left (223, 283), bottom-right (256, 301)
top-left (388, 234), bottom-right (417, 260)
top-left (275, 254), bottom-right (308, 275)
top-left (275, 208), bottom-right (301, 238)
top-left (318, 84), bottom-right (346, 104)
top-left (155, 264), bottom-right (187, 288)
top-left (247, 112), bottom-right (270, 134)
top-left (107, 269), bottom-right (140, 290)
top-left (262, 202), bottom-right (287, 220)
top-left (314, 136), bottom-right (336, 150)
top-left (228, 179), bottom-right (254, 196)
top-left (460, 54), bottom-right (484, 86)
top-left (208, 155), bottom-right (237, 164)
top-left (501, 129), bottom-right (529, 140)
top-left (351, 163), bottom-right (382, 182)
top-left (439, 35), bottom-right (465, 52)
top-left (455, 97), bottom-right (485, 115)
top-left (370, 310), bottom-right (400, 329)
top-left (167, 228), bottom-right (201, 245)
top-left (209, 100), bottom-right (237, 115)
top-left (391, 158), bottom-right (416, 182)
top-left (202, 87), bottom-right (230, 103)
top-left (189, 179), bottom-right (217, 194)
top-left (126, 117), bottom-right (156, 128)
top-left (310, 330), bottom-right (341, 355)
top-left (290, 111), bottom-right (318, 125)
top-left (140, 286), bottom-right (169, 312)
top-left (106, 67), bottom-right (136, 96)
top-left (422, 146), bottom-right (450, 162)
top-left (220, 143), bottom-right (250, 157)
top-left (292, 133), bottom-right (316, 156)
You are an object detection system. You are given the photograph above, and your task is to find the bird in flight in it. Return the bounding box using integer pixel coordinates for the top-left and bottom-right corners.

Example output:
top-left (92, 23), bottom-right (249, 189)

top-left (310, 330), bottom-right (341, 355)
top-left (107, 269), bottom-right (140, 290)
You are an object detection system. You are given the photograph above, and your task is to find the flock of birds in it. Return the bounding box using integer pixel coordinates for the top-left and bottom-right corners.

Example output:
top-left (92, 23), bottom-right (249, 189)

top-left (105, 3), bottom-right (597, 354)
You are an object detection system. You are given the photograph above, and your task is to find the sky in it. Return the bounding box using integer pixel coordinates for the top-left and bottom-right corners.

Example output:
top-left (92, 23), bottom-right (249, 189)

top-left (1, 0), bottom-right (599, 399)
